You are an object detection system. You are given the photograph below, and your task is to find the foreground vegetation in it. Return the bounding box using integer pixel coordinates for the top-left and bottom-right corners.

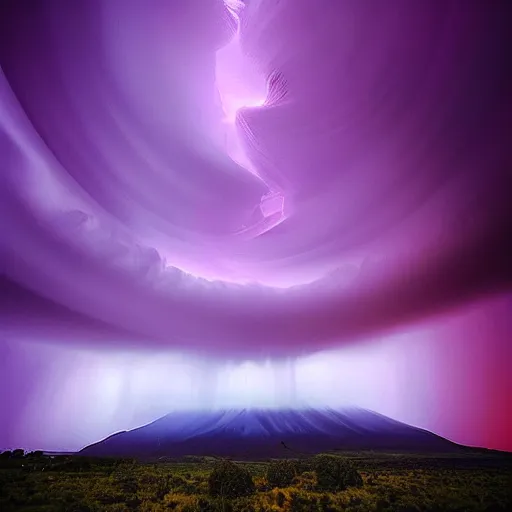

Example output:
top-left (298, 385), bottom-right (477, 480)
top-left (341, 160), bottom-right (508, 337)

top-left (0, 450), bottom-right (511, 511)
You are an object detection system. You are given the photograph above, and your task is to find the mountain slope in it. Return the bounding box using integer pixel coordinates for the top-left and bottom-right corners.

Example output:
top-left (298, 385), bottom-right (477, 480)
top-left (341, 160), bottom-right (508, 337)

top-left (80, 407), bottom-right (461, 459)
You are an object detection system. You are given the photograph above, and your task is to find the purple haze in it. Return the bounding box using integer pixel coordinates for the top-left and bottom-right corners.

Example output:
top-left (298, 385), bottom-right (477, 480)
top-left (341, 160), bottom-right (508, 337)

top-left (0, 0), bottom-right (511, 452)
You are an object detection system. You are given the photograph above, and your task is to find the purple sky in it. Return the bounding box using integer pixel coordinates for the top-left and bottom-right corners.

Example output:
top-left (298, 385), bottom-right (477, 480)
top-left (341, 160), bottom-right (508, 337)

top-left (0, 0), bottom-right (511, 452)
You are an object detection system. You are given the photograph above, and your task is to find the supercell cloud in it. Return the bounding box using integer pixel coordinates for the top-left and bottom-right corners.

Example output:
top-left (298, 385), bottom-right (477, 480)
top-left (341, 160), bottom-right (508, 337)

top-left (0, 1), bottom-right (511, 450)
top-left (1, 0), bottom-right (510, 357)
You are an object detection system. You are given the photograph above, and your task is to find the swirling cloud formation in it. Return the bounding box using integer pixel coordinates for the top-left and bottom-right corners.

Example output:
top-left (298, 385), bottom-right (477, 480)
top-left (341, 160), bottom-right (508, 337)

top-left (1, 0), bottom-right (511, 359)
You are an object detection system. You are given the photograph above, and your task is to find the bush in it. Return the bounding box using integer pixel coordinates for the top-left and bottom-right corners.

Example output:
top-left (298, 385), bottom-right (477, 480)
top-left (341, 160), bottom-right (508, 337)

top-left (11, 449), bottom-right (24, 459)
top-left (295, 459), bottom-right (314, 474)
top-left (312, 455), bottom-right (363, 492)
top-left (208, 460), bottom-right (255, 499)
top-left (231, 497), bottom-right (256, 512)
top-left (291, 471), bottom-right (317, 490)
top-left (138, 473), bottom-right (170, 501)
top-left (266, 460), bottom-right (299, 488)
top-left (27, 451), bottom-right (44, 459)
top-left (114, 473), bottom-right (139, 495)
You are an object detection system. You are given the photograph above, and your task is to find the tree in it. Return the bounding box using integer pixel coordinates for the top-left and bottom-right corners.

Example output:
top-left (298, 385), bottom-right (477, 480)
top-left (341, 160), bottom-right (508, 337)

top-left (28, 450), bottom-right (44, 458)
top-left (266, 459), bottom-right (300, 488)
top-left (312, 454), bottom-right (363, 491)
top-left (208, 460), bottom-right (255, 499)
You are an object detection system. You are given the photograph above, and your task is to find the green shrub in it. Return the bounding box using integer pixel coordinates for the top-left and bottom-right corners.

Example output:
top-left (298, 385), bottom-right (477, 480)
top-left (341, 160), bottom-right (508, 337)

top-left (196, 497), bottom-right (219, 512)
top-left (114, 473), bottom-right (139, 494)
top-left (208, 460), bottom-right (255, 499)
top-left (312, 454), bottom-right (363, 492)
top-left (231, 497), bottom-right (256, 512)
top-left (266, 460), bottom-right (299, 488)
top-left (295, 459), bottom-right (314, 474)
top-left (291, 471), bottom-right (317, 490)
top-left (27, 451), bottom-right (44, 459)
top-left (138, 473), bottom-right (170, 501)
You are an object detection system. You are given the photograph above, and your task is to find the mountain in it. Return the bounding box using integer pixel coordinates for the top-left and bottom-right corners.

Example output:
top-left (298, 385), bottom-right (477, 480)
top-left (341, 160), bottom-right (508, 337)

top-left (80, 407), bottom-right (463, 460)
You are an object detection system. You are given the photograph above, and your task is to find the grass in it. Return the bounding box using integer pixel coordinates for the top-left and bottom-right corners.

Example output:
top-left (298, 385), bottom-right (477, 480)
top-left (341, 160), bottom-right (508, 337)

top-left (0, 451), bottom-right (510, 511)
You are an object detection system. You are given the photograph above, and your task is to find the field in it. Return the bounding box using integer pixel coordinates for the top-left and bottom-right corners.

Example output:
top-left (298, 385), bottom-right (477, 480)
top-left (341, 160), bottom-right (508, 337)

top-left (0, 451), bottom-right (511, 511)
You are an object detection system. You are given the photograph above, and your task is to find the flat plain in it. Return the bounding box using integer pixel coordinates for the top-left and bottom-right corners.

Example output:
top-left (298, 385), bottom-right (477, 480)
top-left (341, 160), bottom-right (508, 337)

top-left (0, 451), bottom-right (511, 511)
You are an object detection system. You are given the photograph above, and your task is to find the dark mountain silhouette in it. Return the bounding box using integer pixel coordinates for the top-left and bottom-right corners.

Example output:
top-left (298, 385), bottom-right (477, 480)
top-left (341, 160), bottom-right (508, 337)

top-left (80, 407), bottom-right (465, 460)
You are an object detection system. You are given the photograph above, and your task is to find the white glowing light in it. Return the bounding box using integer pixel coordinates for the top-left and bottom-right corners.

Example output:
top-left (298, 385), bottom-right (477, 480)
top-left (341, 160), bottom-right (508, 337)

top-left (18, 339), bottom-right (404, 451)
top-left (215, 20), bottom-right (267, 169)
top-left (221, 95), bottom-right (266, 124)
